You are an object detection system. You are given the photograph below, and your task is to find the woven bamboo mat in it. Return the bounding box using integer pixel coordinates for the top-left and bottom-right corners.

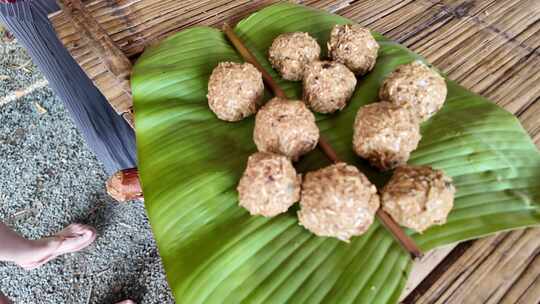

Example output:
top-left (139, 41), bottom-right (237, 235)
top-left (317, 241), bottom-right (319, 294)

top-left (49, 1), bottom-right (540, 302)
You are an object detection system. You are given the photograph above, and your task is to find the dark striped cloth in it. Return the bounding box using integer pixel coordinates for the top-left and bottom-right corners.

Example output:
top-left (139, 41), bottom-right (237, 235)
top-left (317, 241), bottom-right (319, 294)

top-left (0, 0), bottom-right (137, 174)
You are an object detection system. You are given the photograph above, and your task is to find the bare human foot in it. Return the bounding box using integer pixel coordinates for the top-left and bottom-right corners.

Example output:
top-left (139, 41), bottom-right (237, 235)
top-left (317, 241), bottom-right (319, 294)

top-left (15, 224), bottom-right (96, 270)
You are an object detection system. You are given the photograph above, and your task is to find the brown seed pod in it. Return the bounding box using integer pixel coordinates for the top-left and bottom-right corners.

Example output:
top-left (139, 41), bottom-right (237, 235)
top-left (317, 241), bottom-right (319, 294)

top-left (303, 60), bottom-right (357, 114)
top-left (379, 61), bottom-right (447, 122)
top-left (253, 97), bottom-right (319, 161)
top-left (207, 62), bottom-right (264, 122)
top-left (237, 152), bottom-right (301, 217)
top-left (353, 102), bottom-right (421, 171)
top-left (298, 163), bottom-right (380, 242)
top-left (268, 32), bottom-right (321, 81)
top-left (381, 165), bottom-right (455, 233)
top-left (327, 24), bottom-right (379, 75)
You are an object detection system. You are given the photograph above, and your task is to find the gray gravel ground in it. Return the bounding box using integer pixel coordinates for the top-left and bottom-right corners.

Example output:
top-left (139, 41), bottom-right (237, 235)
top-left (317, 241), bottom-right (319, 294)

top-left (0, 29), bottom-right (174, 304)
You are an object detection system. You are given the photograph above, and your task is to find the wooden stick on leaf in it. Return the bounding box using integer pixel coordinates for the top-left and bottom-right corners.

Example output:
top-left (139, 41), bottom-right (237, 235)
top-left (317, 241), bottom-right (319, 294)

top-left (223, 23), bottom-right (287, 99)
top-left (222, 23), bottom-right (423, 259)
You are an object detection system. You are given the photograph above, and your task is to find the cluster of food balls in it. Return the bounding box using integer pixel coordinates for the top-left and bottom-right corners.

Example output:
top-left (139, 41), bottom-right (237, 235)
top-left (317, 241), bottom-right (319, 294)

top-left (206, 23), bottom-right (456, 241)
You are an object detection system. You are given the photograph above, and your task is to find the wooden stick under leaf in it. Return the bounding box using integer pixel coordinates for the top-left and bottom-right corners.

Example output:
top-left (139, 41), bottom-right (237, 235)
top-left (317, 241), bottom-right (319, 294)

top-left (222, 23), bottom-right (423, 259)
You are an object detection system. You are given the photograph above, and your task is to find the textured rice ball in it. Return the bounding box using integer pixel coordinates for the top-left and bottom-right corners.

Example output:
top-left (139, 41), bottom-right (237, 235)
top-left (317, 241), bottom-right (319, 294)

top-left (303, 60), bottom-right (357, 114)
top-left (381, 165), bottom-right (455, 233)
top-left (298, 163), bottom-right (380, 241)
top-left (327, 24), bottom-right (379, 75)
top-left (353, 102), bottom-right (421, 171)
top-left (379, 61), bottom-right (447, 122)
top-left (254, 97), bottom-right (319, 161)
top-left (237, 152), bottom-right (301, 217)
top-left (207, 62), bottom-right (264, 122)
top-left (268, 32), bottom-right (321, 81)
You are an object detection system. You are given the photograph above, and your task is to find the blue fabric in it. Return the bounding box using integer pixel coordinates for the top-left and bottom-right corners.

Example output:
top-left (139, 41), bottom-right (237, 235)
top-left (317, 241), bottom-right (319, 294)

top-left (0, 0), bottom-right (137, 174)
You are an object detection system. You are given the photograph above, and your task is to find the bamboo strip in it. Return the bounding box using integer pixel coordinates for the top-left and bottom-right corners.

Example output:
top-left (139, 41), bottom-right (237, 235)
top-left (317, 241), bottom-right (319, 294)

top-left (57, 0), bottom-right (132, 96)
top-left (406, 229), bottom-right (540, 304)
top-left (56, 0), bottom-right (135, 127)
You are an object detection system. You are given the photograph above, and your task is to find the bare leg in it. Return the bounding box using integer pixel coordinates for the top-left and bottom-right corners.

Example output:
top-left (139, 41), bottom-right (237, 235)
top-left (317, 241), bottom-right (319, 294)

top-left (0, 223), bottom-right (55, 265)
top-left (0, 222), bottom-right (96, 270)
top-left (0, 289), bottom-right (132, 304)
top-left (0, 291), bottom-right (11, 304)
top-left (0, 224), bottom-right (135, 303)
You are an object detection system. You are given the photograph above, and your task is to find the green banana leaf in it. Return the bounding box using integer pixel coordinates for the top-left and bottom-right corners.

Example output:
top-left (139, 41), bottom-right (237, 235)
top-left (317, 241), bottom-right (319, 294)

top-left (131, 3), bottom-right (540, 303)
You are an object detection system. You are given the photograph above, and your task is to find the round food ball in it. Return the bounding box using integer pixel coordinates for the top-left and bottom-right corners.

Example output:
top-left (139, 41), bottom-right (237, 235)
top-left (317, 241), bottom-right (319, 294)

top-left (237, 152), bottom-right (301, 217)
top-left (353, 102), bottom-right (421, 171)
top-left (303, 60), bottom-right (357, 114)
top-left (298, 163), bottom-right (380, 241)
top-left (327, 24), bottom-right (379, 75)
top-left (381, 165), bottom-right (455, 233)
top-left (268, 32), bottom-right (321, 81)
top-left (207, 62), bottom-right (264, 122)
top-left (254, 97), bottom-right (319, 161)
top-left (379, 61), bottom-right (447, 122)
